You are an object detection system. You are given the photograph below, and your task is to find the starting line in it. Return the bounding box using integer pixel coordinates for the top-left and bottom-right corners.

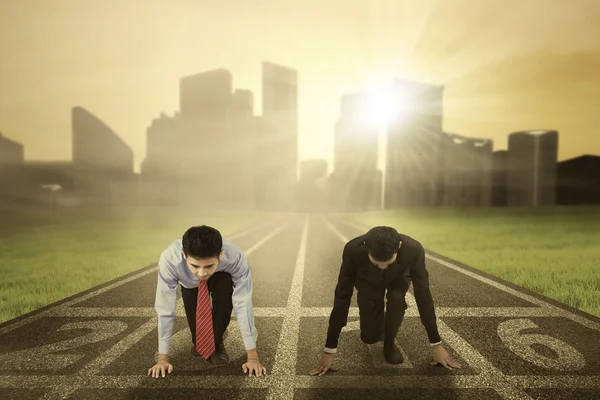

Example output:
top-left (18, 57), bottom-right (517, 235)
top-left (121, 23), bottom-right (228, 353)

top-left (0, 215), bottom-right (598, 400)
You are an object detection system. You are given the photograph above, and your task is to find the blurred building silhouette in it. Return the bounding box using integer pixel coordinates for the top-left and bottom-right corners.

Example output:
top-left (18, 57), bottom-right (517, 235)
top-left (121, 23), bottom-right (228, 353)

top-left (329, 91), bottom-right (382, 211)
top-left (141, 63), bottom-right (297, 210)
top-left (556, 155), bottom-right (600, 205)
top-left (491, 150), bottom-right (509, 206)
top-left (440, 133), bottom-right (493, 206)
top-left (1, 111), bottom-right (136, 208)
top-left (507, 130), bottom-right (558, 206)
top-left (297, 159), bottom-right (328, 212)
top-left (0, 160), bottom-right (76, 208)
top-left (0, 133), bottom-right (26, 206)
top-left (141, 69), bottom-right (255, 208)
top-left (385, 79), bottom-right (444, 208)
top-left (71, 107), bottom-right (137, 205)
top-left (254, 62), bottom-right (299, 211)
top-left (0, 132), bottom-right (24, 165)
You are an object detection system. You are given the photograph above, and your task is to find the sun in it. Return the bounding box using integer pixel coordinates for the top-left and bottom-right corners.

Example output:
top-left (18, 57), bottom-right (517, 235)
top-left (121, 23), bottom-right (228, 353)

top-left (362, 81), bottom-right (408, 129)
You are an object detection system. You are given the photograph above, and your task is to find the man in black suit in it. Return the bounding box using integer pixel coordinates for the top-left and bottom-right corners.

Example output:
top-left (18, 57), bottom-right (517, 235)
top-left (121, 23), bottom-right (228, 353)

top-left (310, 226), bottom-right (461, 375)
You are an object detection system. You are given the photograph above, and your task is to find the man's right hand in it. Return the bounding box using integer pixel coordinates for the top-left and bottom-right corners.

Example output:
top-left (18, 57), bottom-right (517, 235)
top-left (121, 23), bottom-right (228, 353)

top-left (309, 352), bottom-right (335, 376)
top-left (148, 359), bottom-right (173, 378)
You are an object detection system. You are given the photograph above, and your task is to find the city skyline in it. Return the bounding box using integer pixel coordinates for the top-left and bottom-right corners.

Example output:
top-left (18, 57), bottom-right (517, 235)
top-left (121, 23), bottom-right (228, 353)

top-left (2, 0), bottom-right (600, 173)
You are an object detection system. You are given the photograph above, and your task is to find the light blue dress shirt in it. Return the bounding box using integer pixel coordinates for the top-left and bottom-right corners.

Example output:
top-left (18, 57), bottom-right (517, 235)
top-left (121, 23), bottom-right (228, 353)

top-left (154, 238), bottom-right (257, 354)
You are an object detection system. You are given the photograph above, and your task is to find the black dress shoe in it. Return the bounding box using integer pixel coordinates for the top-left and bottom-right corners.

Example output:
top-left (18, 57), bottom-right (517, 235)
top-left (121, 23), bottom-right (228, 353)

top-left (383, 341), bottom-right (404, 364)
top-left (209, 343), bottom-right (229, 364)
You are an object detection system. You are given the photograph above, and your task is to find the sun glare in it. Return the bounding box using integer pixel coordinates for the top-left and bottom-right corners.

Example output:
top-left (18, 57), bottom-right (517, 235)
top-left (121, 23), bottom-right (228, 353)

top-left (362, 81), bottom-right (408, 129)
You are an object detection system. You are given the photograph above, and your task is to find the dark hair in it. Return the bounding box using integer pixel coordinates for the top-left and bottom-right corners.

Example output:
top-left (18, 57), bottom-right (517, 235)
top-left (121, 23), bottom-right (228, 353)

top-left (182, 225), bottom-right (223, 259)
top-left (364, 226), bottom-right (400, 262)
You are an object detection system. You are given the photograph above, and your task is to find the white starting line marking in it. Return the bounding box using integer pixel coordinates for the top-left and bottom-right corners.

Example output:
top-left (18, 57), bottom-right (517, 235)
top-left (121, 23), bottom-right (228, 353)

top-left (0, 374), bottom-right (599, 390)
top-left (267, 214), bottom-right (310, 399)
top-left (46, 305), bottom-right (566, 319)
top-left (325, 216), bottom-right (600, 399)
top-left (0, 220), bottom-right (279, 337)
top-left (15, 221), bottom-right (288, 400)
top-left (337, 217), bottom-right (600, 332)
top-left (0, 215), bottom-right (599, 399)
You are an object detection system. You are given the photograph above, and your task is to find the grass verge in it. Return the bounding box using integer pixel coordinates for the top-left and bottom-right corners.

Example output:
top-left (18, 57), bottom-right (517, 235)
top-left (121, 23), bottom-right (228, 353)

top-left (349, 206), bottom-right (600, 318)
top-left (0, 206), bottom-right (264, 323)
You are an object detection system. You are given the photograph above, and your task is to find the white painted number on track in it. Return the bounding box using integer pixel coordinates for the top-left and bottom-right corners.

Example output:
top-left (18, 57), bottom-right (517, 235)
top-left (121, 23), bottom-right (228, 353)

top-left (0, 320), bottom-right (128, 370)
top-left (498, 318), bottom-right (586, 371)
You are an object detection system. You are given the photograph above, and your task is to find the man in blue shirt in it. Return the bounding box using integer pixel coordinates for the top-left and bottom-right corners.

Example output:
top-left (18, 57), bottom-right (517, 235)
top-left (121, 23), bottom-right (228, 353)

top-left (147, 225), bottom-right (266, 378)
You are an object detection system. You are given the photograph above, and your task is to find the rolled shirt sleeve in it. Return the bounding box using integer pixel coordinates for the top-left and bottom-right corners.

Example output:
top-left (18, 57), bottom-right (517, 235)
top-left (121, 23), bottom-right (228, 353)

top-left (154, 251), bottom-right (179, 355)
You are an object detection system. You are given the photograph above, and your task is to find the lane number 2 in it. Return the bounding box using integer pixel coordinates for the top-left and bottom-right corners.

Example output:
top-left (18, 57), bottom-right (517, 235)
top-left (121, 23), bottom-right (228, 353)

top-left (1, 320), bottom-right (128, 370)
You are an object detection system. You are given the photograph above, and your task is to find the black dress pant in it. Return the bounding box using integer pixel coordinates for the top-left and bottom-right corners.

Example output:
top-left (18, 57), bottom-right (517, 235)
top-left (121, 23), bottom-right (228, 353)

top-left (356, 273), bottom-right (410, 344)
top-left (181, 271), bottom-right (234, 347)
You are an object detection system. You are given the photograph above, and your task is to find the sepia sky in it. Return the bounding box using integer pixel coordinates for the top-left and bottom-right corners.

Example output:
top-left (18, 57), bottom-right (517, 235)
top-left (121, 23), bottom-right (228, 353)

top-left (1, 0), bottom-right (600, 173)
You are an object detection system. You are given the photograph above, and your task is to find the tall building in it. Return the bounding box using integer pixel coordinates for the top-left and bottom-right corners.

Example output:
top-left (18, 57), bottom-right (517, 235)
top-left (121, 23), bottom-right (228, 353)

top-left (72, 107), bottom-right (134, 174)
top-left (71, 107), bottom-right (136, 204)
top-left (300, 159), bottom-right (328, 183)
top-left (142, 69), bottom-right (257, 209)
top-left (179, 69), bottom-right (233, 119)
top-left (298, 159), bottom-right (328, 212)
top-left (330, 91), bottom-right (381, 211)
top-left (0, 132), bottom-right (25, 165)
top-left (140, 113), bottom-right (183, 205)
top-left (492, 150), bottom-right (509, 206)
top-left (507, 130), bottom-right (558, 206)
top-left (440, 133), bottom-right (493, 206)
top-left (556, 155), bottom-right (600, 205)
top-left (255, 62), bottom-right (298, 211)
top-left (0, 133), bottom-right (26, 206)
top-left (385, 79), bottom-right (445, 208)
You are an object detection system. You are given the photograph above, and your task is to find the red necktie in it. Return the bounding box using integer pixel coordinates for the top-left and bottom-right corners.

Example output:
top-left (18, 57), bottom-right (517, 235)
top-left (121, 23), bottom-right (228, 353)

top-left (195, 279), bottom-right (215, 359)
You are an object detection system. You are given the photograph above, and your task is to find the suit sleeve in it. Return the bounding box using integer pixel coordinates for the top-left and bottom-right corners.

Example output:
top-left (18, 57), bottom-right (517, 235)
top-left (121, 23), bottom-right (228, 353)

top-left (325, 244), bottom-right (357, 349)
top-left (410, 246), bottom-right (441, 344)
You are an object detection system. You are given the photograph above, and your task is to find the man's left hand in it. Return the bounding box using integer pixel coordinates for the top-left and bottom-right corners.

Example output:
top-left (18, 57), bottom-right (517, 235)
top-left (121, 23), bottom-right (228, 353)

top-left (429, 345), bottom-right (461, 370)
top-left (242, 359), bottom-right (267, 377)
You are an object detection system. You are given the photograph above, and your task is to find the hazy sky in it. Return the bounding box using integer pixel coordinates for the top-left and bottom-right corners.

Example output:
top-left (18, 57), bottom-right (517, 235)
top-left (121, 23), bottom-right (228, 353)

top-left (1, 0), bottom-right (600, 173)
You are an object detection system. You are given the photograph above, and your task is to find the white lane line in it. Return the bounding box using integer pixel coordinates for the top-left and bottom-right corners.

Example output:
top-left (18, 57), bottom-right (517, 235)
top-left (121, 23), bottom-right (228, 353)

top-left (0, 374), bottom-right (489, 389)
top-left (0, 220), bottom-right (279, 336)
top-left (83, 223), bottom-right (288, 375)
top-left (337, 218), bottom-right (600, 333)
top-left (506, 375), bottom-right (600, 388)
top-left (47, 306), bottom-right (564, 319)
top-left (323, 217), bottom-right (536, 400)
top-left (34, 222), bottom-right (290, 399)
top-left (267, 214), bottom-right (309, 400)
top-left (0, 374), bottom-right (598, 390)
top-left (342, 320), bottom-right (413, 369)
top-left (436, 319), bottom-right (534, 399)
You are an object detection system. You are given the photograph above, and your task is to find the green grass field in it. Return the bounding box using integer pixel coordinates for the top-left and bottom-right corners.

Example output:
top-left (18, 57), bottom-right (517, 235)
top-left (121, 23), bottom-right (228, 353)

top-left (349, 206), bottom-right (600, 318)
top-left (1, 205), bottom-right (598, 324)
top-left (0, 206), bottom-right (265, 324)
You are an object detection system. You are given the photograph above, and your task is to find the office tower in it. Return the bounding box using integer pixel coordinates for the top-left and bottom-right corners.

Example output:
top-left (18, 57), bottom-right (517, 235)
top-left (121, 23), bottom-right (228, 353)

top-left (72, 107), bottom-right (134, 174)
top-left (385, 79), bottom-right (445, 208)
top-left (179, 69), bottom-right (233, 119)
top-left (331, 91), bottom-right (380, 211)
top-left (0, 132), bottom-right (24, 165)
top-left (556, 155), bottom-right (600, 205)
top-left (492, 150), bottom-right (509, 206)
top-left (257, 61), bottom-right (298, 211)
top-left (507, 130), bottom-right (558, 206)
top-left (71, 107), bottom-right (136, 204)
top-left (298, 159), bottom-right (328, 212)
top-left (441, 133), bottom-right (493, 206)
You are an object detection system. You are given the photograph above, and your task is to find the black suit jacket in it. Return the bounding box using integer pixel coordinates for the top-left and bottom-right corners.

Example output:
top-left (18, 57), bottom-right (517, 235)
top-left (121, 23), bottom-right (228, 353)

top-left (325, 233), bottom-right (441, 349)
